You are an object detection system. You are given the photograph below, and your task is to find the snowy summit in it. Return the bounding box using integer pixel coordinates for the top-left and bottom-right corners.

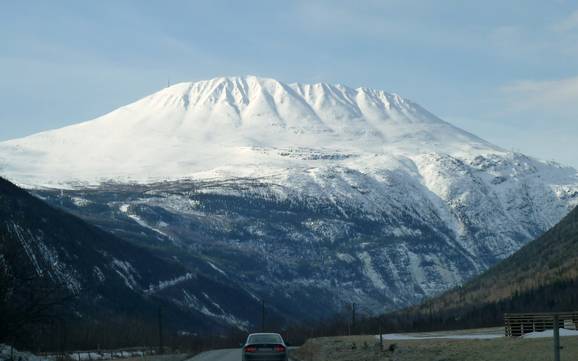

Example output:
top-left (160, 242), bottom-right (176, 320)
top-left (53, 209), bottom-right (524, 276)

top-left (0, 75), bottom-right (498, 184)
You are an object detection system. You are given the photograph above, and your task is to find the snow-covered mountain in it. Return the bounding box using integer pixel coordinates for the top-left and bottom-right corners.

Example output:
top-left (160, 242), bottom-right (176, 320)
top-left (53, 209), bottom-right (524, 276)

top-left (1, 76), bottom-right (578, 318)
top-left (1, 75), bottom-right (496, 184)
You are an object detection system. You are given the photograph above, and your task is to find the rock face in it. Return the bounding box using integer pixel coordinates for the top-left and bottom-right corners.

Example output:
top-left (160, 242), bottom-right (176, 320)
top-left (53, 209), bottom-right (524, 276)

top-left (1, 76), bottom-right (578, 322)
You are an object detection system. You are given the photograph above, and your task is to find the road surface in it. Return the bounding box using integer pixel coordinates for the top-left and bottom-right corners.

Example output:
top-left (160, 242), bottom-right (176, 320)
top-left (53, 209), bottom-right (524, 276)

top-left (187, 349), bottom-right (241, 361)
top-left (187, 348), bottom-right (298, 361)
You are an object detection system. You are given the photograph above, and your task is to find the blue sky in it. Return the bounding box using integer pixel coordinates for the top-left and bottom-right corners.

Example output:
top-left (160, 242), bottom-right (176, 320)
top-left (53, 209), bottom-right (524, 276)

top-left (2, 1), bottom-right (578, 166)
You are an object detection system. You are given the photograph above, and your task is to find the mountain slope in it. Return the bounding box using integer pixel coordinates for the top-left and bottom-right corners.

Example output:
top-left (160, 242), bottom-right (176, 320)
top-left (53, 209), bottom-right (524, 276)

top-left (1, 76), bottom-right (578, 316)
top-left (371, 205), bottom-right (578, 332)
top-left (0, 176), bottom-right (277, 338)
top-left (419, 204), bottom-right (578, 314)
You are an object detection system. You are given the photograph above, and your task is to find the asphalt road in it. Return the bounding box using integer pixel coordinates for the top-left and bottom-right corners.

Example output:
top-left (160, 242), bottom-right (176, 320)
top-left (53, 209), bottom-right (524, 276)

top-left (187, 348), bottom-right (241, 361)
top-left (187, 348), bottom-right (298, 361)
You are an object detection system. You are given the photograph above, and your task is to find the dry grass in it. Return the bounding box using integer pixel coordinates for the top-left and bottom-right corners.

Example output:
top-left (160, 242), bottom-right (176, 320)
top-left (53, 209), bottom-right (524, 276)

top-left (290, 335), bottom-right (578, 361)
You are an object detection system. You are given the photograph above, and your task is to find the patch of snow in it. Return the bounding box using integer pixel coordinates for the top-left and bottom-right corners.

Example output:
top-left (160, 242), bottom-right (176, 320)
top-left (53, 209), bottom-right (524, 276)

top-left (336, 253), bottom-right (355, 263)
top-left (207, 261), bottom-right (227, 276)
top-left (9, 222), bottom-right (43, 276)
top-left (126, 213), bottom-right (169, 238)
top-left (71, 196), bottom-right (91, 207)
top-left (523, 328), bottom-right (578, 338)
top-left (7, 223), bottom-right (81, 294)
top-left (146, 273), bottom-right (194, 294)
top-left (359, 251), bottom-right (386, 290)
top-left (379, 333), bottom-right (503, 340)
top-left (180, 290), bottom-right (250, 330)
top-left (0, 344), bottom-right (48, 361)
top-left (93, 266), bottom-right (105, 282)
top-left (111, 259), bottom-right (139, 290)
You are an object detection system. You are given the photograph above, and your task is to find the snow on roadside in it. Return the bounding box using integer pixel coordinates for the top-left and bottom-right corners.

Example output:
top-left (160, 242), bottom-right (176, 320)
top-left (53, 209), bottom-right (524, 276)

top-left (377, 332), bottom-right (503, 340)
top-left (523, 329), bottom-right (578, 338)
top-left (378, 327), bottom-right (578, 340)
top-left (0, 344), bottom-right (48, 361)
top-left (62, 350), bottom-right (147, 360)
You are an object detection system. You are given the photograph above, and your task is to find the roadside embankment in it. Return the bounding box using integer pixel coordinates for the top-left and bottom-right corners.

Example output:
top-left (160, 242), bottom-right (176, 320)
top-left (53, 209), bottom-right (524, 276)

top-left (291, 334), bottom-right (578, 361)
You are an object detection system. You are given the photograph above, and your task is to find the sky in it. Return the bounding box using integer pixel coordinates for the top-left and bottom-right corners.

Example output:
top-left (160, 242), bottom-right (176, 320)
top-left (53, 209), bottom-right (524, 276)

top-left (1, 0), bottom-right (578, 166)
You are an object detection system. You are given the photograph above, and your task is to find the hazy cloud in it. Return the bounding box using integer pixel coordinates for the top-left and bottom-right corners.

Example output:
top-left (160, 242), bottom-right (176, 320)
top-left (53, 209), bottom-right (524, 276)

top-left (553, 9), bottom-right (578, 32)
top-left (500, 76), bottom-right (578, 114)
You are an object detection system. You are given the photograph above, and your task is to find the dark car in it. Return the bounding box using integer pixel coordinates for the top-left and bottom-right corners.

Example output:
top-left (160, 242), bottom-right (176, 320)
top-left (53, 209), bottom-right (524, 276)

top-left (241, 333), bottom-right (288, 361)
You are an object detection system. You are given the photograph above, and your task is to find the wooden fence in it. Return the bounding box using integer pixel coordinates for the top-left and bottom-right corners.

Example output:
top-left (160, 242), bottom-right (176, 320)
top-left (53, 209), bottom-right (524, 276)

top-left (504, 312), bottom-right (578, 337)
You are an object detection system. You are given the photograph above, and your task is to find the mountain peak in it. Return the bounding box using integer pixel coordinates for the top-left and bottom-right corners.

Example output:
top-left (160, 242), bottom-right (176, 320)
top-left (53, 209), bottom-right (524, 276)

top-left (160, 75), bottom-right (284, 96)
top-left (156, 76), bottom-right (397, 106)
top-left (0, 76), bottom-right (500, 185)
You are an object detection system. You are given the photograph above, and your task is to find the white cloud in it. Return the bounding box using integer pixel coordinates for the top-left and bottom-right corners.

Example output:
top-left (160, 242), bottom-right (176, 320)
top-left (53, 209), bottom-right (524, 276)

top-left (553, 9), bottom-right (578, 32)
top-left (447, 111), bottom-right (578, 168)
top-left (294, 0), bottom-right (482, 49)
top-left (445, 75), bottom-right (578, 168)
top-left (489, 75), bottom-right (578, 167)
top-left (500, 75), bottom-right (578, 113)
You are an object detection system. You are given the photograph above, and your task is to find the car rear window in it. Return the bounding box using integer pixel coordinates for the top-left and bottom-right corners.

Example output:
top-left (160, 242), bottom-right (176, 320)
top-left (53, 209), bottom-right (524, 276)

top-left (248, 334), bottom-right (282, 344)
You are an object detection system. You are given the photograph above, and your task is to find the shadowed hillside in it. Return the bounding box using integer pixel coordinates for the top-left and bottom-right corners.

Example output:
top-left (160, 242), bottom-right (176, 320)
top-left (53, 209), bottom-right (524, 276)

top-left (0, 177), bottom-right (278, 349)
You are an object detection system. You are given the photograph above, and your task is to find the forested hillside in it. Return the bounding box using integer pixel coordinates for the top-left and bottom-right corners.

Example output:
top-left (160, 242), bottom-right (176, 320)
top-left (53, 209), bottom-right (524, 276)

top-left (0, 177), bottom-right (273, 349)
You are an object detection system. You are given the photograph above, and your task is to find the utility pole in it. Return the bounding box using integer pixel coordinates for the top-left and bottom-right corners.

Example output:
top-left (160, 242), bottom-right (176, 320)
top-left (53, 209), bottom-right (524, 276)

top-left (553, 314), bottom-right (560, 361)
top-left (261, 299), bottom-right (266, 332)
top-left (351, 303), bottom-right (356, 335)
top-left (59, 319), bottom-right (67, 359)
top-left (379, 324), bottom-right (383, 352)
top-left (158, 306), bottom-right (164, 354)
